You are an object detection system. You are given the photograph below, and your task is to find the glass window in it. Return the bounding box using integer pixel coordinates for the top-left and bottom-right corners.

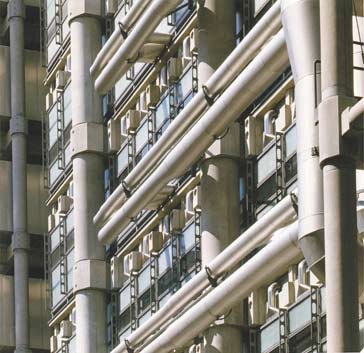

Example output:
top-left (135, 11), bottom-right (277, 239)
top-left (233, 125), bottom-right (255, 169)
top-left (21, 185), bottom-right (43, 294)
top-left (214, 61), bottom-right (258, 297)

top-left (46, 0), bottom-right (56, 26)
top-left (285, 124), bottom-right (297, 159)
top-left (155, 95), bottom-right (169, 129)
top-left (119, 309), bottom-right (131, 333)
top-left (66, 208), bottom-right (74, 234)
top-left (257, 145), bottom-right (276, 184)
top-left (260, 319), bottom-right (280, 352)
top-left (179, 222), bottom-right (195, 256)
top-left (117, 144), bottom-right (129, 176)
top-left (50, 225), bottom-right (60, 252)
top-left (288, 296), bottom-right (311, 334)
top-left (49, 160), bottom-right (62, 186)
top-left (63, 84), bottom-right (72, 128)
top-left (48, 103), bottom-right (58, 148)
top-left (176, 67), bottom-right (192, 104)
top-left (158, 245), bottom-right (172, 275)
top-left (64, 143), bottom-right (72, 168)
top-left (138, 310), bottom-right (152, 326)
top-left (137, 265), bottom-right (150, 294)
top-left (158, 269), bottom-right (173, 298)
top-left (51, 265), bottom-right (62, 306)
top-left (138, 290), bottom-right (151, 314)
top-left (120, 285), bottom-right (130, 313)
top-left (135, 120), bottom-right (148, 154)
top-left (66, 249), bottom-right (74, 292)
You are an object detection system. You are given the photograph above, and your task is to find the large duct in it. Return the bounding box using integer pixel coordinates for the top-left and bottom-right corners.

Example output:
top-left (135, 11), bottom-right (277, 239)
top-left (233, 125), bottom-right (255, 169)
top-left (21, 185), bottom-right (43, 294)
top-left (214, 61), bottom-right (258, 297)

top-left (281, 0), bottom-right (325, 281)
top-left (98, 30), bottom-right (289, 244)
top-left (139, 222), bottom-right (301, 353)
top-left (94, 0), bottom-right (182, 94)
top-left (110, 191), bottom-right (297, 353)
top-left (94, 0), bottom-right (282, 227)
top-left (8, 1), bottom-right (31, 352)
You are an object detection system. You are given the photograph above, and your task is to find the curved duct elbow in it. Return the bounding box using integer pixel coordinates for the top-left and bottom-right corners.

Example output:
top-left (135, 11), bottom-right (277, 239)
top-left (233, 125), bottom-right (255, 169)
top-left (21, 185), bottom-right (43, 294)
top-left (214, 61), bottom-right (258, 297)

top-left (281, 0), bottom-right (325, 282)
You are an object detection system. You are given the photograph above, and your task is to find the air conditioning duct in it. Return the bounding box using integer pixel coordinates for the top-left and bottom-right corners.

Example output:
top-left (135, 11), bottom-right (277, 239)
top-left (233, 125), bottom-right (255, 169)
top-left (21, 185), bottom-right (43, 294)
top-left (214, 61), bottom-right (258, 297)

top-left (167, 57), bottom-right (183, 83)
top-left (124, 251), bottom-right (144, 275)
top-left (146, 84), bottom-right (161, 108)
top-left (170, 209), bottom-right (186, 232)
top-left (147, 231), bottom-right (164, 254)
top-left (55, 70), bottom-right (70, 91)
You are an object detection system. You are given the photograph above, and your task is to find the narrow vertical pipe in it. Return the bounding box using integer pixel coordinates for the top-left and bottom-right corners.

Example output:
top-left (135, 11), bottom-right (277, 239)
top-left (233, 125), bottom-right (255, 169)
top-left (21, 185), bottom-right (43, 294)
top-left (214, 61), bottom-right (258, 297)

top-left (198, 0), bottom-right (244, 351)
top-left (69, 12), bottom-right (107, 353)
top-left (319, 0), bottom-right (359, 350)
top-left (8, 0), bottom-right (31, 352)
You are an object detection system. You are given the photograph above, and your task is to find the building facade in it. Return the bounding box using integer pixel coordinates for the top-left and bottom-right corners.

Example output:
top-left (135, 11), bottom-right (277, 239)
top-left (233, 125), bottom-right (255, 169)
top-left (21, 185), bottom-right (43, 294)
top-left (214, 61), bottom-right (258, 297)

top-left (1, 0), bottom-right (364, 352)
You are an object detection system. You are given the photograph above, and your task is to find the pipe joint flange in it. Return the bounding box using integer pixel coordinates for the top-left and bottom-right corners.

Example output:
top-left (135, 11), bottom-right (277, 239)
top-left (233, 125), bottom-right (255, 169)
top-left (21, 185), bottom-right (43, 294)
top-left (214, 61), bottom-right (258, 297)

top-left (8, 0), bottom-right (25, 19)
top-left (12, 231), bottom-right (30, 251)
top-left (10, 115), bottom-right (28, 136)
top-left (124, 339), bottom-right (134, 353)
top-left (122, 180), bottom-right (132, 198)
top-left (205, 266), bottom-right (218, 287)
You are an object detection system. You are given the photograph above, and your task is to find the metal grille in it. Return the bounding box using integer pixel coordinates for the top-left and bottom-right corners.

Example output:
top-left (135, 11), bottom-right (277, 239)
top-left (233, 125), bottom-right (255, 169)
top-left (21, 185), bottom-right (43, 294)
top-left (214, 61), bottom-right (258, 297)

top-left (147, 108), bottom-right (155, 146)
top-left (130, 274), bottom-right (137, 331)
top-left (169, 86), bottom-right (176, 121)
top-left (192, 52), bottom-right (199, 94)
top-left (127, 133), bottom-right (135, 172)
top-left (311, 285), bottom-right (322, 352)
top-left (150, 255), bottom-right (158, 314)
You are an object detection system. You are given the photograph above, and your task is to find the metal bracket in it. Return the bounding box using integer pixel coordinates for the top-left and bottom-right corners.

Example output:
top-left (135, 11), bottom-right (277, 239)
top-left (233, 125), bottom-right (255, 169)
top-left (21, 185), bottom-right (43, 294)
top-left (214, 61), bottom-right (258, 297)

top-left (118, 22), bottom-right (128, 39)
top-left (10, 115), bottom-right (28, 136)
top-left (12, 231), bottom-right (29, 251)
top-left (205, 266), bottom-right (218, 287)
top-left (73, 259), bottom-right (108, 292)
top-left (122, 180), bottom-right (132, 198)
top-left (202, 85), bottom-right (215, 106)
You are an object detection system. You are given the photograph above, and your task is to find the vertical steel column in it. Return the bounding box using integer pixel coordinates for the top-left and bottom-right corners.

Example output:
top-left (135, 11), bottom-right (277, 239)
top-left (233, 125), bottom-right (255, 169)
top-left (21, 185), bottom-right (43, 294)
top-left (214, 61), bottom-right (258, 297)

top-left (69, 6), bottom-right (107, 353)
top-left (8, 0), bottom-right (31, 352)
top-left (198, 0), bottom-right (243, 352)
top-left (319, 0), bottom-right (359, 350)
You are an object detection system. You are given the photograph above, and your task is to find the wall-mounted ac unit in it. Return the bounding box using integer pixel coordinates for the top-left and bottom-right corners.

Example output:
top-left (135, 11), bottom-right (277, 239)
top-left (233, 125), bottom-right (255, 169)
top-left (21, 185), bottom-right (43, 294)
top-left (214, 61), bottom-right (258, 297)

top-left (170, 209), bottom-right (186, 232)
top-left (275, 104), bottom-right (292, 133)
top-left (48, 214), bottom-right (56, 232)
top-left (60, 320), bottom-right (73, 339)
top-left (105, 0), bottom-right (117, 16)
top-left (185, 186), bottom-right (202, 218)
top-left (124, 251), bottom-right (143, 275)
top-left (50, 335), bottom-right (58, 353)
top-left (46, 92), bottom-right (53, 111)
top-left (147, 231), bottom-right (164, 254)
top-left (55, 70), bottom-right (69, 91)
top-left (107, 119), bottom-right (121, 153)
top-left (190, 28), bottom-right (198, 54)
top-left (266, 282), bottom-right (280, 318)
top-left (125, 109), bottom-right (142, 134)
top-left (146, 84), bottom-right (161, 108)
top-left (245, 115), bottom-right (263, 157)
top-left (58, 195), bottom-right (72, 215)
top-left (278, 281), bottom-right (295, 308)
top-left (167, 57), bottom-right (183, 84)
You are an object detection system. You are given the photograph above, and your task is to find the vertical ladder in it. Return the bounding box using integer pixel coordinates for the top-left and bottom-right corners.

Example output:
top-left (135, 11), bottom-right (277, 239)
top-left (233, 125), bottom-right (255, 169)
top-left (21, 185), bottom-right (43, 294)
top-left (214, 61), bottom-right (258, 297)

top-left (147, 108), bottom-right (155, 147)
top-left (171, 232), bottom-right (179, 292)
top-left (127, 133), bottom-right (135, 172)
top-left (245, 157), bottom-right (256, 228)
top-left (194, 210), bottom-right (202, 273)
top-left (169, 86), bottom-right (176, 121)
top-left (130, 274), bottom-right (137, 331)
top-left (311, 285), bottom-right (322, 352)
top-left (39, 0), bottom-right (48, 67)
top-left (41, 111), bottom-right (49, 189)
top-left (192, 52), bottom-right (199, 95)
top-left (43, 232), bottom-right (51, 309)
top-left (57, 91), bottom-right (64, 170)
top-left (150, 255), bottom-right (158, 314)
top-left (55, 0), bottom-right (63, 45)
top-left (275, 131), bottom-right (285, 202)
top-left (111, 291), bottom-right (119, 349)
top-left (279, 308), bottom-right (288, 353)
top-left (59, 216), bottom-right (67, 295)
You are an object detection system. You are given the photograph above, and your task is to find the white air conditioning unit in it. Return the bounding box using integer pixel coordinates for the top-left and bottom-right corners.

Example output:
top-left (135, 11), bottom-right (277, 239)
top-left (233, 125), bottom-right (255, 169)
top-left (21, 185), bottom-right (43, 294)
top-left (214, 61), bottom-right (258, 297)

top-left (60, 320), bottom-right (73, 338)
top-left (124, 251), bottom-right (143, 275)
top-left (185, 186), bottom-right (202, 217)
top-left (105, 0), bottom-right (118, 15)
top-left (182, 36), bottom-right (192, 68)
top-left (266, 282), bottom-right (280, 317)
top-left (125, 110), bottom-right (142, 134)
top-left (58, 195), bottom-right (72, 214)
top-left (65, 54), bottom-right (71, 73)
top-left (50, 335), bottom-right (58, 353)
top-left (167, 57), bottom-right (183, 83)
top-left (275, 104), bottom-right (292, 133)
top-left (278, 281), bottom-right (295, 308)
top-left (170, 209), bottom-right (186, 232)
top-left (245, 115), bottom-right (263, 157)
top-left (48, 214), bottom-right (56, 232)
top-left (46, 92), bottom-right (53, 111)
top-left (111, 255), bottom-right (124, 289)
top-left (107, 119), bottom-right (121, 153)
top-left (357, 204), bottom-right (364, 235)
top-left (148, 231), bottom-right (164, 254)
top-left (190, 28), bottom-right (198, 54)
top-left (146, 84), bottom-right (161, 108)
top-left (55, 70), bottom-right (69, 90)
